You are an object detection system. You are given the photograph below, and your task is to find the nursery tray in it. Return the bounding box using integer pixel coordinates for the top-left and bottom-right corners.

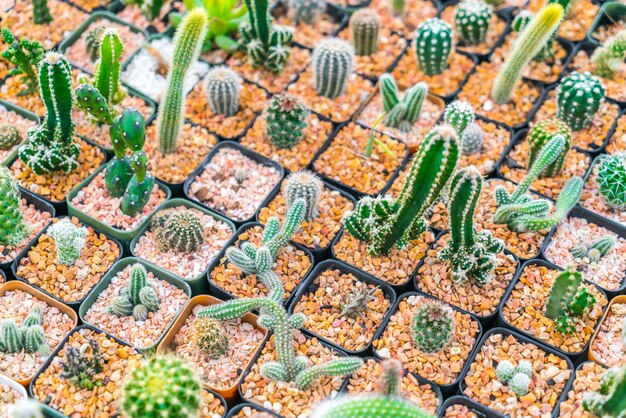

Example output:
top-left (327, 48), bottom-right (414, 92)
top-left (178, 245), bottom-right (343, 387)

top-left (437, 395), bottom-right (507, 418)
top-left (587, 294), bottom-right (626, 366)
top-left (0, 99), bottom-right (40, 166)
top-left (587, 1), bottom-right (626, 46)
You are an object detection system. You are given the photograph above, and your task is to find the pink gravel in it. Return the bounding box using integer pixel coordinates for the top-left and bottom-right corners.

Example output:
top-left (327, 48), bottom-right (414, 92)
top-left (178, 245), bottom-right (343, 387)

top-left (0, 198), bottom-right (52, 264)
top-left (0, 104), bottom-right (36, 164)
top-left (589, 302), bottom-right (626, 368)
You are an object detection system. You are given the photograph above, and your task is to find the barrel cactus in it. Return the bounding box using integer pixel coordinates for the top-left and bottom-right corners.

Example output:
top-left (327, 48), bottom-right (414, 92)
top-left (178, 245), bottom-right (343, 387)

top-left (460, 122), bottom-right (483, 155)
top-left (595, 153), bottom-right (626, 212)
top-left (350, 8), bottom-right (380, 56)
top-left (312, 38), bottom-right (355, 99)
top-left (444, 100), bottom-right (475, 136)
top-left (265, 93), bottom-right (309, 149)
top-left (0, 124), bottom-right (21, 150)
top-left (204, 66), bottom-right (242, 117)
top-left (556, 71), bottom-right (604, 131)
top-left (414, 18), bottom-right (453, 76)
top-left (191, 317), bottom-right (229, 358)
top-left (154, 209), bottom-right (205, 253)
top-left (410, 299), bottom-right (455, 353)
top-left (455, 0), bottom-right (492, 46)
top-left (284, 170), bottom-right (323, 222)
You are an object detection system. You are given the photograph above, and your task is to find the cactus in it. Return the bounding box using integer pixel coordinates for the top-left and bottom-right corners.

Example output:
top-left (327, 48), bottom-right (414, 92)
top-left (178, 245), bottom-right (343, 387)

top-left (108, 263), bottom-right (159, 318)
top-left (444, 100), bottom-right (474, 136)
top-left (93, 28), bottom-right (126, 107)
top-left (205, 66), bottom-right (242, 117)
top-left (439, 167), bottom-right (504, 286)
top-left (139, 286), bottom-right (160, 312)
top-left (570, 236), bottom-right (616, 262)
top-left (491, 4), bottom-right (564, 104)
top-left (380, 74), bottom-right (427, 132)
top-left (23, 305), bottom-right (43, 327)
top-left (414, 18), bottom-right (453, 76)
top-left (85, 26), bottom-right (106, 63)
top-left (496, 359), bottom-right (534, 397)
top-left (526, 119), bottom-right (572, 178)
top-left (410, 300), bottom-right (455, 353)
top-left (511, 10), bottom-right (532, 32)
top-left (509, 373), bottom-right (531, 396)
top-left (19, 52), bottom-right (80, 175)
top-left (47, 219), bottom-right (88, 266)
top-left (455, 0), bottom-right (492, 46)
top-left (129, 263), bottom-right (147, 305)
top-left (60, 338), bottom-right (104, 390)
top-left (288, 0), bottom-right (325, 24)
top-left (265, 93), bottom-right (309, 149)
top-left (157, 9), bottom-right (209, 154)
top-left (0, 167), bottom-right (29, 247)
top-left (312, 38), bottom-right (355, 99)
top-left (544, 267), bottom-right (596, 334)
top-left (11, 398), bottom-right (44, 418)
top-left (33, 0), bottom-right (52, 25)
top-left (343, 125), bottom-right (459, 255)
top-left (0, 28), bottom-right (45, 96)
top-left (510, 9), bottom-right (558, 62)
top-left (191, 317), bottom-right (229, 358)
top-left (515, 360), bottom-right (533, 377)
top-left (132, 304), bottom-right (148, 321)
top-left (495, 360), bottom-right (516, 382)
top-left (596, 153), bottom-right (626, 212)
top-left (284, 170), bottom-right (322, 222)
top-left (108, 295), bottom-right (134, 316)
top-left (0, 124), bottom-right (21, 151)
top-left (0, 320), bottom-right (23, 353)
top-left (153, 210), bottom-right (205, 253)
top-left (556, 72), bottom-right (604, 131)
top-left (460, 122), bottom-right (483, 155)
top-left (340, 286), bottom-right (379, 320)
top-left (22, 325), bottom-right (48, 354)
top-left (350, 8), bottom-right (380, 56)
top-left (591, 30), bottom-right (626, 79)
top-left (583, 365), bottom-right (626, 417)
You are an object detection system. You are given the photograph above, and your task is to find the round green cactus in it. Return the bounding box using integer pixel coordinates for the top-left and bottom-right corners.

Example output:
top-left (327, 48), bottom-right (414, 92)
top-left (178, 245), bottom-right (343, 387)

top-left (444, 100), bottom-right (475, 136)
top-left (455, 0), bottom-right (492, 46)
top-left (284, 170), bottom-right (323, 222)
top-left (108, 295), bottom-right (134, 316)
top-left (410, 299), bottom-right (455, 353)
top-left (0, 124), bottom-right (21, 151)
top-left (191, 317), bottom-right (229, 359)
top-left (204, 66), bottom-right (242, 117)
top-left (526, 118), bottom-right (571, 178)
top-left (0, 320), bottom-right (23, 353)
top-left (596, 153), bottom-right (626, 211)
top-left (265, 93), bottom-right (309, 149)
top-left (415, 18), bottom-right (453, 76)
top-left (312, 38), bottom-right (355, 99)
top-left (139, 286), bottom-right (160, 312)
top-left (350, 8), bottom-right (381, 56)
top-left (132, 304), bottom-right (148, 321)
top-left (460, 122), bottom-right (483, 155)
top-left (556, 71), bottom-right (605, 131)
top-left (154, 210), bottom-right (205, 253)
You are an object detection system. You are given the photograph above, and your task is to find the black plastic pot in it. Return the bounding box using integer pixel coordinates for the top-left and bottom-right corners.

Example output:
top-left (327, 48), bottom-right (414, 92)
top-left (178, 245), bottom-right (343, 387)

top-left (437, 395), bottom-right (506, 418)
top-left (587, 1), bottom-right (626, 46)
top-left (0, 99), bottom-right (40, 166)
top-left (226, 403), bottom-right (281, 417)
top-left (553, 360), bottom-right (607, 418)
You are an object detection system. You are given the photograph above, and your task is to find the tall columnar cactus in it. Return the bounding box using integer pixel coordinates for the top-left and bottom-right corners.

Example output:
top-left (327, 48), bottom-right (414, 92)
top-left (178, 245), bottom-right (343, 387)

top-left (595, 153), bottom-right (626, 212)
top-left (414, 18), bottom-right (453, 76)
top-left (556, 72), bottom-right (605, 131)
top-left (0, 28), bottom-right (45, 96)
top-left (510, 9), bottom-right (556, 62)
top-left (544, 267), bottom-right (596, 334)
top-left (93, 28), bottom-right (126, 107)
top-left (526, 119), bottom-right (571, 178)
top-left (284, 170), bottom-right (322, 222)
top-left (490, 4), bottom-right (564, 104)
top-left (153, 210), bottom-right (206, 253)
top-left (157, 9), bottom-right (208, 154)
top-left (265, 93), bottom-right (309, 149)
top-left (444, 100), bottom-right (474, 136)
top-left (350, 8), bottom-right (381, 56)
top-left (454, 0), bottom-right (492, 46)
top-left (108, 263), bottom-right (160, 319)
top-left (312, 38), bottom-right (355, 99)
top-left (239, 0), bottom-right (294, 72)
top-left (33, 0), bottom-right (52, 25)
top-left (122, 355), bottom-right (202, 418)
top-left (496, 360), bottom-right (534, 397)
top-left (19, 52), bottom-right (80, 175)
top-left (591, 30), bottom-right (626, 79)
top-left (204, 66), bottom-right (242, 117)
top-left (583, 365), bottom-right (626, 417)
top-left (461, 123), bottom-right (483, 155)
top-left (47, 219), bottom-right (88, 266)
top-left (380, 73), bottom-right (427, 132)
top-left (410, 300), bottom-right (455, 353)
top-left (288, 0), bottom-right (326, 24)
top-left (0, 167), bottom-right (29, 247)
top-left (439, 167), bottom-right (504, 286)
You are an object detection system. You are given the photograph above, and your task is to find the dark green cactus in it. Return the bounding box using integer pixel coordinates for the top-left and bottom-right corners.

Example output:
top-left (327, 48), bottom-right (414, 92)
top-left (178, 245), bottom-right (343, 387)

top-left (350, 8), bottom-right (381, 56)
top-left (380, 73), bottom-right (427, 132)
top-left (153, 209), bottom-right (205, 253)
top-left (415, 18), bottom-right (453, 76)
top-left (455, 0), bottom-right (492, 46)
top-left (265, 93), bottom-right (309, 149)
top-left (544, 267), bottom-right (596, 334)
top-left (556, 72), bottom-right (605, 131)
top-left (93, 28), bottom-right (126, 107)
top-left (0, 167), bottom-right (29, 247)
top-left (0, 305), bottom-right (48, 355)
top-left (526, 119), bottom-right (571, 178)
top-left (33, 0), bottom-right (52, 25)
top-left (583, 365), bottom-right (626, 417)
top-left (444, 100), bottom-right (475, 136)
top-left (596, 153), bottom-right (626, 212)
top-left (0, 28), bottom-right (45, 96)
top-left (411, 299), bottom-right (455, 353)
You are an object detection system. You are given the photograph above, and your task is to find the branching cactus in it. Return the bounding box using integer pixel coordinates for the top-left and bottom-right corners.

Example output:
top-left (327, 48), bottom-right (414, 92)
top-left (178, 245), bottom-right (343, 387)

top-left (343, 126), bottom-right (459, 255)
top-left (33, 0), bottom-right (52, 25)
top-left (444, 100), bottom-right (474, 136)
top-left (415, 18), bottom-right (453, 76)
top-left (92, 28), bottom-right (126, 107)
top-left (591, 30), bottom-right (626, 79)
top-left (455, 0), bottom-right (492, 46)
top-left (108, 263), bottom-right (160, 320)
top-left (19, 52), bottom-right (80, 175)
top-left (490, 4), bottom-right (563, 104)
top-left (411, 299), bottom-right (455, 353)
top-left (596, 153), bottom-right (626, 212)
top-left (439, 167), bottom-right (504, 286)
top-left (47, 219), bottom-right (88, 266)
top-left (350, 8), bottom-right (381, 56)
top-left (556, 72), bottom-right (604, 131)
top-left (526, 118), bottom-right (571, 178)
top-left (204, 66), bottom-right (242, 117)
top-left (284, 170), bottom-right (322, 222)
top-left (157, 9), bottom-right (208, 154)
top-left (496, 360), bottom-right (533, 396)
top-left (122, 355), bottom-right (202, 418)
top-left (239, 0), bottom-right (293, 72)
top-left (312, 38), bottom-right (355, 99)
top-left (461, 123), bottom-right (483, 155)
top-left (288, 0), bottom-right (326, 24)
top-left (0, 124), bottom-right (21, 151)
top-left (0, 167), bottom-right (29, 247)
top-left (0, 28), bottom-right (45, 96)
top-left (583, 365), bottom-right (626, 417)
top-left (153, 209), bottom-right (206, 253)
top-left (380, 73), bottom-right (427, 132)
top-left (191, 317), bottom-right (229, 358)
top-left (265, 93), bottom-right (309, 149)
top-left (545, 267), bottom-right (596, 334)
top-left (571, 236), bottom-right (616, 263)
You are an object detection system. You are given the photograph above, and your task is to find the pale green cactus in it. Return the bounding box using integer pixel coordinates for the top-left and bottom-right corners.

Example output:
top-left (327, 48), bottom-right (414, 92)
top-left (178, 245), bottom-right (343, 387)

top-left (380, 73), bottom-right (427, 132)
top-left (312, 38), bottom-right (355, 99)
top-left (591, 30), bottom-right (626, 79)
top-left (47, 219), bottom-right (88, 266)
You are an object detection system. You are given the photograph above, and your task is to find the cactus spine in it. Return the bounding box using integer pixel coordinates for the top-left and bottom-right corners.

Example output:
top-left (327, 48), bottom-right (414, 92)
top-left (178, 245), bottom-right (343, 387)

top-left (191, 317), bottom-right (229, 358)
top-left (496, 360), bottom-right (534, 397)
top-left (0, 167), bottom-right (29, 247)
top-left (411, 299), bottom-right (455, 353)
top-left (595, 153), bottom-right (626, 212)
top-left (312, 38), bottom-right (355, 99)
top-left (444, 100), bottom-right (475, 136)
top-left (350, 8), bottom-right (380, 56)
top-left (556, 72), bottom-right (604, 131)
top-left (526, 118), bottom-right (571, 178)
top-left (204, 66), bottom-right (242, 117)
top-left (284, 170), bottom-right (322, 222)
top-left (490, 4), bottom-right (564, 104)
top-left (583, 365), bottom-right (626, 417)
top-left (47, 219), bottom-right (88, 266)
top-left (156, 9), bottom-right (208, 154)
top-left (108, 263), bottom-right (160, 318)
top-left (544, 267), bottom-right (596, 334)
top-left (33, 0), bottom-right (52, 25)
top-left (380, 74), bottom-right (427, 132)
top-left (591, 30), bottom-right (626, 79)
top-left (265, 93), bottom-right (309, 149)
top-left (455, 0), bottom-right (492, 46)
top-left (461, 123), bottom-right (483, 155)
top-left (288, 0), bottom-right (325, 24)
top-left (153, 209), bottom-right (205, 253)
top-left (415, 18), bottom-right (453, 76)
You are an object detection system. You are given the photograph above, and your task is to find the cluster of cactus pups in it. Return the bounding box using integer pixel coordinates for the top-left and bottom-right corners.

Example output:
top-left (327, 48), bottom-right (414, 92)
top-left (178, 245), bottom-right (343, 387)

top-left (583, 365), bottom-right (626, 417)
top-left (107, 263), bottom-right (161, 322)
top-left (60, 338), bottom-right (104, 390)
top-left (380, 74), bottom-right (427, 133)
top-left (0, 166), bottom-right (29, 247)
top-left (545, 267), bottom-right (596, 334)
top-left (495, 360), bottom-right (534, 396)
top-left (0, 305), bottom-right (48, 355)
top-left (570, 236), bottom-right (616, 263)
top-left (591, 30), bottom-right (626, 79)
top-left (151, 208), bottom-right (206, 253)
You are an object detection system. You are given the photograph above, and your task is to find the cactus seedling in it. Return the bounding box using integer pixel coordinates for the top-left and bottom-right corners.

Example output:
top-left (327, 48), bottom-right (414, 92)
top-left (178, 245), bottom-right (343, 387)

top-left (455, 0), bottom-right (492, 46)
top-left (415, 18), bottom-right (453, 76)
top-left (526, 118), bottom-right (572, 178)
top-left (0, 167), bottom-right (29, 247)
top-left (350, 8), bottom-right (381, 56)
top-left (204, 66), bottom-right (242, 117)
top-left (312, 38), bottom-right (355, 99)
top-left (591, 30), bottom-right (626, 79)
top-left (265, 93), bottom-right (309, 149)
top-left (0, 29), bottom-right (45, 96)
top-left (288, 0), bottom-right (326, 24)
top-left (556, 72), bottom-right (604, 131)
top-left (444, 100), bottom-right (475, 136)
top-left (108, 263), bottom-right (160, 320)
top-left (191, 317), bottom-right (229, 358)
top-left (496, 360), bottom-right (534, 397)
top-left (153, 209), bottom-right (205, 253)
top-left (595, 153), bottom-right (626, 212)
top-left (570, 236), bottom-right (616, 263)
top-left (60, 338), bottom-right (104, 390)
top-left (284, 170), bottom-right (322, 222)
top-left (340, 286), bottom-right (379, 320)
top-left (411, 299), bottom-right (455, 353)
top-left (583, 365), bottom-right (626, 417)
top-left (47, 219), bottom-right (88, 266)
top-left (544, 267), bottom-right (596, 334)
top-left (380, 73), bottom-right (427, 132)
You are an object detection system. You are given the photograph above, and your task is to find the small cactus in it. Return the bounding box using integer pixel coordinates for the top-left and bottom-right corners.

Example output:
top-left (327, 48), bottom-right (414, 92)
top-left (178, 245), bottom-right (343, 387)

top-left (340, 286), bottom-right (379, 320)
top-left (288, 0), bottom-right (325, 24)
top-left (132, 304), bottom-right (148, 321)
top-left (350, 8), bottom-right (381, 56)
top-left (284, 170), bottom-right (322, 222)
top-left (191, 317), bottom-right (229, 358)
top-left (153, 209), bottom-right (205, 253)
top-left (444, 100), bottom-right (475, 136)
top-left (455, 0), bottom-right (492, 46)
top-left (511, 10), bottom-right (533, 32)
top-left (595, 153), bottom-right (626, 212)
top-left (495, 360), bottom-right (516, 382)
top-left (0, 124), bottom-right (21, 150)
top-left (410, 300), bottom-right (455, 353)
top-left (414, 18), bottom-right (453, 76)
top-left (380, 73), bottom-right (427, 132)
top-left (85, 26), bottom-right (106, 63)
top-left (312, 38), bottom-right (355, 99)
top-left (60, 338), bottom-right (104, 390)
top-left (460, 122), bottom-right (483, 155)
top-left (22, 324), bottom-right (48, 354)
top-left (0, 167), bottom-right (29, 247)
top-left (545, 267), bottom-right (596, 334)
top-left (526, 118), bottom-right (572, 178)
top-left (556, 72), bottom-right (604, 131)
top-left (139, 286), bottom-right (160, 312)
top-left (0, 29), bottom-right (45, 96)
top-left (204, 66), bottom-right (242, 117)
top-left (265, 93), bottom-right (309, 149)
top-left (583, 365), bottom-right (626, 417)
top-left (108, 263), bottom-right (160, 319)
top-left (47, 219), bottom-right (88, 266)
top-left (570, 236), bottom-right (616, 263)
top-left (33, 0), bottom-right (52, 25)
top-left (108, 295), bottom-right (134, 316)
top-left (129, 263), bottom-right (148, 305)
top-left (496, 359), bottom-right (534, 397)
top-left (591, 30), bottom-right (626, 79)
top-left (0, 320), bottom-right (23, 353)
top-left (509, 372), bottom-right (531, 396)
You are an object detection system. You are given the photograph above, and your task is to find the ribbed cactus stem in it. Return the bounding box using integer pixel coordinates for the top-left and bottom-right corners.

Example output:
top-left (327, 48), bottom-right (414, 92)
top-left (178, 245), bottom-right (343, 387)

top-left (444, 100), bottom-right (474, 136)
top-left (47, 219), bottom-right (88, 266)
top-left (129, 263), bottom-right (147, 305)
top-left (377, 358), bottom-right (403, 396)
top-left (0, 167), bottom-right (29, 246)
top-left (312, 38), bottom-right (355, 99)
top-left (33, 0), bottom-right (52, 24)
top-left (350, 9), bottom-right (380, 56)
top-left (94, 28), bottom-right (124, 106)
top-left (490, 4), bottom-right (564, 104)
top-left (591, 30), bottom-right (626, 79)
top-left (455, 0), bottom-right (492, 46)
top-left (556, 72), bottom-right (604, 131)
top-left (204, 66), bottom-right (242, 117)
top-left (380, 74), bottom-right (427, 132)
top-left (596, 153), bottom-right (626, 211)
top-left (156, 9), bottom-right (208, 154)
top-left (526, 119), bottom-right (571, 178)
top-left (415, 18), bottom-right (453, 76)
top-left (544, 266), bottom-right (596, 333)
top-left (284, 170), bottom-right (322, 222)
top-left (265, 93), bottom-right (309, 149)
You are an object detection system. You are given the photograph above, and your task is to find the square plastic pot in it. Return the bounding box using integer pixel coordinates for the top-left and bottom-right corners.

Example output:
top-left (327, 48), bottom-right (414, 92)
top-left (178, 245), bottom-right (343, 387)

top-left (587, 1), bottom-right (626, 46)
top-left (437, 395), bottom-right (507, 418)
top-left (0, 99), bottom-right (40, 166)
top-left (587, 294), bottom-right (626, 366)
top-left (553, 361), bottom-right (607, 418)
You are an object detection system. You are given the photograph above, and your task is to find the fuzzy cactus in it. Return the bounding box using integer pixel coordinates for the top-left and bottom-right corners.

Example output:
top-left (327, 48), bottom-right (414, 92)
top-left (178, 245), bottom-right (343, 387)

top-left (515, 360), bottom-right (533, 378)
top-left (439, 167), bottom-right (504, 286)
top-left (154, 210), bottom-right (205, 253)
top-left (157, 9), bottom-right (209, 154)
top-left (284, 170), bottom-right (322, 222)
top-left (288, 0), bottom-right (325, 24)
top-left (265, 93), bottom-right (309, 149)
top-left (33, 0), bottom-right (52, 25)
top-left (444, 100), bottom-right (475, 136)
top-left (545, 267), bottom-right (596, 334)
top-left (509, 373), bottom-right (531, 396)
top-left (495, 360), bottom-right (516, 382)
top-left (411, 300), bottom-right (455, 353)
top-left (0, 167), bottom-right (29, 247)
top-left (455, 0), bottom-right (492, 46)
top-left (415, 18), bottom-right (453, 76)
top-left (556, 72), bottom-right (604, 131)
top-left (510, 9), bottom-right (558, 62)
top-left (526, 118), bottom-right (572, 178)
top-left (496, 359), bottom-right (534, 397)
top-left (350, 8), bottom-right (380, 56)
top-left (591, 30), bottom-right (626, 79)
top-left (0, 28), bottom-right (45, 96)
top-left (460, 122), bottom-right (483, 155)
top-left (312, 38), bottom-right (355, 99)
top-left (86, 26), bottom-right (106, 63)
top-left (205, 66), bottom-right (242, 117)
top-left (596, 153), bottom-right (626, 212)
top-left (380, 73), bottom-right (427, 132)
top-left (583, 365), bottom-right (626, 417)
top-left (191, 317), bottom-right (229, 358)
top-left (122, 355), bottom-right (202, 418)
top-left (491, 4), bottom-right (564, 103)
top-left (19, 52), bottom-right (80, 175)
top-left (47, 219), bottom-right (88, 266)
top-left (0, 124), bottom-right (21, 151)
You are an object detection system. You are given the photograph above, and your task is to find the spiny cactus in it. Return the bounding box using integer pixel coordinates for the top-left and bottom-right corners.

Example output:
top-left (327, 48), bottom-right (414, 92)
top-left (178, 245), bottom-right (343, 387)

top-left (205, 66), bottom-right (242, 117)
top-left (545, 267), bottom-right (596, 334)
top-left (60, 338), bottom-right (104, 389)
top-left (444, 100), bottom-right (474, 136)
top-left (596, 153), bottom-right (626, 212)
top-left (0, 320), bottom-right (23, 353)
top-left (510, 9), bottom-right (556, 62)
top-left (0, 306), bottom-right (48, 355)
top-left (350, 8), bottom-right (380, 56)
top-left (312, 38), bottom-right (355, 99)
top-left (509, 372), bottom-right (531, 396)
top-left (157, 9), bottom-right (209, 154)
top-left (0, 28), bottom-right (45, 96)
top-left (288, 0), bottom-right (325, 24)
top-left (284, 170), bottom-right (322, 222)
top-left (414, 18), bottom-right (453, 76)
top-left (496, 360), bottom-right (534, 397)
top-left (33, 0), bottom-right (52, 25)
top-left (0, 167), bottom-right (29, 247)
top-left (191, 317), bottom-right (229, 358)
top-left (583, 365), bottom-right (626, 417)
top-left (108, 263), bottom-right (160, 319)
top-left (19, 52), bottom-right (80, 175)
top-left (439, 167), bottom-right (504, 286)
top-left (343, 125), bottom-right (459, 255)
top-left (47, 219), bottom-right (88, 266)
top-left (380, 74), bottom-right (427, 132)
top-left (570, 236), bottom-right (616, 263)
top-left (495, 360), bottom-right (515, 382)
top-left (0, 124), bottom-right (21, 151)
top-left (556, 72), bottom-right (604, 131)
top-left (153, 209), bottom-right (205, 253)
top-left (265, 93), bottom-right (309, 149)
top-left (511, 10), bottom-right (532, 32)
top-left (491, 4), bottom-right (564, 104)
top-left (129, 263), bottom-right (147, 305)
top-left (86, 26), bottom-right (106, 63)
top-left (93, 27), bottom-right (126, 107)
top-left (591, 30), bottom-right (626, 79)
top-left (340, 286), bottom-right (378, 320)
top-left (455, 0), bottom-right (492, 46)
top-left (461, 122), bottom-right (483, 155)
top-left (526, 119), bottom-right (571, 178)
top-left (410, 299), bottom-right (455, 353)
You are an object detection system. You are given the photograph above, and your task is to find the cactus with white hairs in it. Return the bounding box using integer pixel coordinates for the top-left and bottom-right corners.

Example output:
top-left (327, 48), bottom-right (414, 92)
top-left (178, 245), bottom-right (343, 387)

top-left (455, 0), bottom-right (492, 46)
top-left (415, 18), bottom-right (453, 76)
